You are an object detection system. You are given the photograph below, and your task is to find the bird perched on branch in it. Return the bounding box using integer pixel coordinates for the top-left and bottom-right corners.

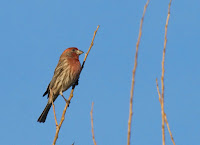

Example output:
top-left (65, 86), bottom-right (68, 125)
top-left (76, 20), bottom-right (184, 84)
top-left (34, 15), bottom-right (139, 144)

top-left (37, 47), bottom-right (84, 123)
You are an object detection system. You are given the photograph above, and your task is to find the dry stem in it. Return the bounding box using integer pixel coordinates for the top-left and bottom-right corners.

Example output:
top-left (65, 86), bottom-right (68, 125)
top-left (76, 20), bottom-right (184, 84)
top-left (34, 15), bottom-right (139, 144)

top-left (156, 79), bottom-right (175, 145)
top-left (50, 88), bottom-right (58, 126)
top-left (52, 25), bottom-right (100, 145)
top-left (164, 114), bottom-right (175, 145)
top-left (90, 102), bottom-right (97, 145)
top-left (161, 0), bottom-right (172, 145)
top-left (81, 25), bottom-right (100, 70)
top-left (52, 100), bottom-right (58, 126)
top-left (127, 1), bottom-right (149, 145)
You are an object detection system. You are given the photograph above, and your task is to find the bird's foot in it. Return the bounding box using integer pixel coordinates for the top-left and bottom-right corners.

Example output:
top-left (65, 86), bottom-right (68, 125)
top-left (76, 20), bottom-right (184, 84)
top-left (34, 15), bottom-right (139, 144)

top-left (66, 100), bottom-right (70, 107)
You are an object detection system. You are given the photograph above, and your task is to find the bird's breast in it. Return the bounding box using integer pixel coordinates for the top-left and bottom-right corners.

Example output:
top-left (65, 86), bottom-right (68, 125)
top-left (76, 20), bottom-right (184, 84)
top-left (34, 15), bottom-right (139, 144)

top-left (62, 59), bottom-right (81, 92)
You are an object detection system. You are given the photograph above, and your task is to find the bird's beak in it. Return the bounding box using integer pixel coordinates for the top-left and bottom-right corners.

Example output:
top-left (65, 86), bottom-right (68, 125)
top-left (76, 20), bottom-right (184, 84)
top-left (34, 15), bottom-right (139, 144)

top-left (76, 50), bottom-right (84, 55)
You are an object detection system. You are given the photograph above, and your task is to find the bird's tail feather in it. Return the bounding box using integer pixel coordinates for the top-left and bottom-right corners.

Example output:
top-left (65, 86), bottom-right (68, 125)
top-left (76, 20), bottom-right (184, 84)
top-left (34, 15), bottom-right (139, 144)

top-left (37, 103), bottom-right (52, 123)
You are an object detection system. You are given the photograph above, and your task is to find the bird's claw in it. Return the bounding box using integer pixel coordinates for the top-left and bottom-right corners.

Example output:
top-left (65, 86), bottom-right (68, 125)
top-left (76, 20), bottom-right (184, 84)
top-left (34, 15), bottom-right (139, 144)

top-left (66, 100), bottom-right (70, 107)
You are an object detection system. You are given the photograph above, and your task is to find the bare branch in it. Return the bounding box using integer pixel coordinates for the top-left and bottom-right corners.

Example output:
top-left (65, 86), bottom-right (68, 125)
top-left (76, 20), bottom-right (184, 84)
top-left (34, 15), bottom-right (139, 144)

top-left (161, 0), bottom-right (172, 144)
top-left (81, 25), bottom-right (100, 70)
top-left (52, 100), bottom-right (58, 127)
top-left (164, 114), bottom-right (175, 145)
top-left (127, 1), bottom-right (149, 145)
top-left (156, 79), bottom-right (175, 145)
top-left (90, 102), bottom-right (97, 145)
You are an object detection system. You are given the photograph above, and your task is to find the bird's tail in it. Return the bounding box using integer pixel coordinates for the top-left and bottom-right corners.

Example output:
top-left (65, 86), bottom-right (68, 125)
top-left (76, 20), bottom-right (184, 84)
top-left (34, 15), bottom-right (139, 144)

top-left (37, 103), bottom-right (52, 123)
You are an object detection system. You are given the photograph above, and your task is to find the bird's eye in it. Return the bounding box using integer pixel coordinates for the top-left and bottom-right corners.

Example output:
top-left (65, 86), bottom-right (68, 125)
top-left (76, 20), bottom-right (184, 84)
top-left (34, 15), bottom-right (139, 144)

top-left (72, 49), bottom-right (76, 52)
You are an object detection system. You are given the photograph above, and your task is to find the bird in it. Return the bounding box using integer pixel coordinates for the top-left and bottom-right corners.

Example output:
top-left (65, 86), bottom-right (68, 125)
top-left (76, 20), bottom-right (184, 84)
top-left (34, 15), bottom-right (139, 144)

top-left (37, 47), bottom-right (84, 123)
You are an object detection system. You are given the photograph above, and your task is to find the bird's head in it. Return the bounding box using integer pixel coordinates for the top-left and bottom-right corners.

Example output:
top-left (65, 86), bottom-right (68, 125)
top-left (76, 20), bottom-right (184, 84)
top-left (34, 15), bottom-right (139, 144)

top-left (61, 47), bottom-right (84, 59)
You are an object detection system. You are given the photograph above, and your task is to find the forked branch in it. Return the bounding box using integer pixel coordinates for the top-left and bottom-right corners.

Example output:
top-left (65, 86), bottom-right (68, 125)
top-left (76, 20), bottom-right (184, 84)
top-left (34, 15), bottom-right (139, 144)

top-left (52, 25), bottom-right (100, 145)
top-left (156, 79), bottom-right (175, 145)
top-left (160, 0), bottom-right (172, 145)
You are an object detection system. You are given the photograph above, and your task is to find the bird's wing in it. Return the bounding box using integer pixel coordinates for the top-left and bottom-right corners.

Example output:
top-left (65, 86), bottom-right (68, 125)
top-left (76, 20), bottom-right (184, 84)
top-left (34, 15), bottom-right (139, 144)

top-left (49, 58), bottom-right (70, 92)
top-left (43, 58), bottom-right (67, 98)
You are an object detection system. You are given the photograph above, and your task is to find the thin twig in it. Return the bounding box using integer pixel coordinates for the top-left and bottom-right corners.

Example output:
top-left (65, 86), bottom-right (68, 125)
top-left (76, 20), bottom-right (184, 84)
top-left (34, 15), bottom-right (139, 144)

top-left (164, 114), bottom-right (175, 145)
top-left (156, 79), bottom-right (175, 145)
top-left (50, 88), bottom-right (58, 126)
top-left (52, 100), bottom-right (58, 127)
top-left (52, 25), bottom-right (100, 145)
top-left (161, 0), bottom-right (172, 145)
top-left (81, 25), bottom-right (100, 70)
top-left (49, 89), bottom-right (58, 127)
top-left (127, 1), bottom-right (149, 145)
top-left (90, 102), bottom-right (97, 145)
top-left (53, 101), bottom-right (70, 144)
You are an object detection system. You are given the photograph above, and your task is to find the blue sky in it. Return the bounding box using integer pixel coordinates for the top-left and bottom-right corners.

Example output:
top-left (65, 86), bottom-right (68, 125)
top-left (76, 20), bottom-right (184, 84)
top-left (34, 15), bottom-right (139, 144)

top-left (0, 0), bottom-right (199, 145)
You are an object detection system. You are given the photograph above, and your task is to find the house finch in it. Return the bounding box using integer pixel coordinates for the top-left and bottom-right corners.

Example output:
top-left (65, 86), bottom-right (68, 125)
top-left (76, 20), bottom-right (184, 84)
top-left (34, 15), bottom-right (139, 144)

top-left (37, 47), bottom-right (84, 123)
